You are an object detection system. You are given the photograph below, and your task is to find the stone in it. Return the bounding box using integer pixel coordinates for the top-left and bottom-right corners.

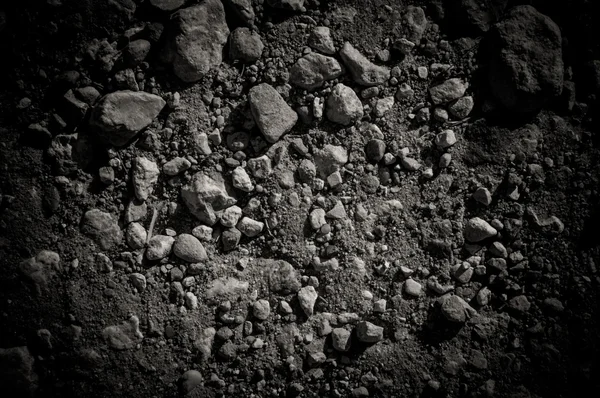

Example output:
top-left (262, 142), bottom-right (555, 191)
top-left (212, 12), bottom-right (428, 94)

top-left (173, 233), bottom-right (208, 262)
top-left (476, 287), bottom-right (492, 306)
top-left (267, 0), bottom-right (305, 11)
top-left (130, 273), bottom-right (146, 292)
top-left (163, 157), bottom-right (191, 176)
top-left (373, 299), bottom-right (387, 313)
top-left (232, 167), bottom-right (254, 192)
top-left (249, 83), bottom-right (298, 143)
top-left (365, 139), bottom-right (386, 163)
top-left (473, 187), bottom-right (492, 206)
top-left (400, 157), bottom-right (421, 171)
top-left (298, 159), bottom-right (317, 183)
top-left (223, 0), bottom-right (255, 26)
top-left (89, 91), bottom-right (165, 147)
top-left (0, 346), bottom-right (38, 396)
top-left (220, 206), bottom-right (242, 228)
top-left (464, 217), bottom-right (497, 242)
top-left (126, 222), bottom-right (147, 249)
top-left (374, 96), bottom-right (394, 117)
top-left (396, 83), bottom-right (415, 100)
top-left (229, 27), bottom-right (264, 62)
top-left (253, 299), bottom-right (271, 320)
top-left (298, 286), bottom-right (318, 317)
top-left (132, 157), bottom-right (159, 201)
top-left (98, 167), bottom-right (115, 185)
top-left (125, 200), bottom-right (147, 224)
top-left (162, 1), bottom-right (229, 82)
top-left (146, 235), bottom-right (175, 260)
top-left (102, 315), bottom-right (143, 350)
top-left (448, 96), bottom-right (474, 119)
top-left (309, 26), bottom-right (335, 54)
top-left (125, 39), bottom-right (151, 66)
top-left (404, 279), bottom-right (422, 297)
top-left (393, 37), bottom-right (416, 55)
top-left (289, 53), bottom-right (343, 90)
top-left (489, 5), bottom-right (563, 112)
top-left (404, 5), bottom-right (427, 44)
top-left (237, 217), bottom-right (264, 237)
top-left (221, 228), bottom-right (242, 251)
top-left (81, 209), bottom-right (122, 250)
top-left (182, 172), bottom-right (237, 226)
top-left (489, 241), bottom-right (508, 258)
top-left (309, 208), bottom-right (327, 230)
top-left (441, 295), bottom-right (474, 323)
top-left (508, 295), bottom-right (531, 313)
top-left (355, 321), bottom-right (384, 343)
top-left (434, 129), bottom-right (457, 149)
top-left (192, 225), bottom-right (213, 241)
top-left (314, 144), bottom-right (348, 178)
top-left (266, 259), bottom-right (301, 293)
top-left (331, 328), bottom-right (351, 351)
top-left (247, 155), bottom-right (272, 179)
top-left (429, 78), bottom-right (468, 105)
top-left (326, 83), bottom-right (363, 125)
top-left (339, 42), bottom-right (390, 86)
top-left (149, 0), bottom-right (185, 11)
top-left (453, 0), bottom-right (508, 33)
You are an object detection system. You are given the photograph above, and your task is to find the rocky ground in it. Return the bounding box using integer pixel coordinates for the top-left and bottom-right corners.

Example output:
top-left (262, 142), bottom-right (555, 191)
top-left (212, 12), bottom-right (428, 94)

top-left (1, 0), bottom-right (600, 397)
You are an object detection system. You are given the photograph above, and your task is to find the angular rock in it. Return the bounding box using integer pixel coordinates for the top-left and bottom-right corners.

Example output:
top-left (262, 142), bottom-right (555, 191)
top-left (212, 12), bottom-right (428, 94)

top-left (237, 217), bottom-right (264, 237)
top-left (19, 250), bottom-right (61, 296)
top-left (247, 155), bottom-right (272, 179)
top-left (404, 6), bottom-right (427, 43)
top-left (162, 0), bottom-right (230, 82)
top-left (404, 279), bottom-right (422, 297)
top-left (126, 222), bottom-right (147, 249)
top-left (229, 27), bottom-right (264, 63)
top-left (163, 157), bottom-right (191, 176)
top-left (173, 233), bottom-right (208, 262)
top-left (430, 78), bottom-right (468, 105)
top-left (267, 0), bottom-right (304, 11)
top-left (146, 235), bottom-right (175, 260)
top-left (340, 42), bottom-right (390, 86)
top-left (89, 91), bottom-right (165, 147)
top-left (253, 299), bottom-right (271, 320)
top-left (464, 217), bottom-right (497, 242)
top-left (220, 206), bottom-right (242, 228)
top-left (81, 209), bottom-right (123, 250)
top-left (102, 315), bottom-right (143, 350)
top-left (149, 0), bottom-right (185, 11)
top-left (441, 295), bottom-right (475, 323)
top-left (232, 166), bottom-right (254, 192)
top-left (298, 285), bottom-right (318, 317)
top-left (130, 273), bottom-right (146, 292)
top-left (289, 53), bottom-right (343, 90)
top-left (331, 328), bottom-right (351, 351)
top-left (249, 83), bottom-right (298, 143)
top-left (182, 172), bottom-right (237, 226)
top-left (309, 26), bottom-right (335, 54)
top-left (221, 228), bottom-right (242, 251)
top-left (132, 157), bottom-right (159, 201)
top-left (266, 259), bottom-right (301, 293)
top-left (223, 0), bottom-right (255, 26)
top-left (508, 295), bottom-right (531, 313)
top-left (355, 321), bottom-right (384, 343)
top-left (488, 5), bottom-right (563, 112)
top-left (315, 144), bottom-right (348, 178)
top-left (448, 96), bottom-right (474, 119)
top-left (435, 130), bottom-right (457, 149)
top-left (326, 83), bottom-right (363, 125)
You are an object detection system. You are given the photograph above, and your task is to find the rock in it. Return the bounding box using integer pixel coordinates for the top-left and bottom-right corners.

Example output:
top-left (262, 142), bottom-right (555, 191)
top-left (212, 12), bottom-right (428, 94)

top-left (132, 157), bottom-right (159, 201)
top-left (146, 235), bottom-right (175, 260)
top-left (298, 286), bottom-right (318, 317)
top-left (249, 83), bottom-right (298, 143)
top-left (400, 157), bottom-right (421, 171)
top-left (162, 0), bottom-right (230, 82)
top-left (453, 0), bottom-right (508, 33)
top-left (543, 297), bottom-right (564, 313)
top-left (508, 295), bottom-right (531, 313)
top-left (309, 208), bottom-right (327, 230)
top-left (98, 167), bottom-right (115, 185)
top-left (81, 209), bottom-right (122, 250)
top-left (374, 96), bottom-right (394, 117)
top-left (0, 346), bottom-right (38, 396)
top-left (182, 172), bottom-right (237, 226)
top-left (365, 139), bottom-right (386, 163)
top-left (232, 167), bottom-right (254, 192)
top-left (229, 27), bottom-right (264, 62)
top-left (130, 273), bottom-right (146, 292)
top-left (237, 217), bottom-right (264, 237)
top-left (473, 187), bottom-right (492, 206)
top-left (267, 0), bottom-right (304, 11)
top-left (430, 78), bottom-right (468, 105)
top-left (489, 241), bottom-right (508, 258)
top-left (223, 0), bottom-right (255, 26)
top-left (476, 287), bottom-right (492, 306)
top-left (393, 37), bottom-right (416, 55)
top-left (173, 233), bottom-right (208, 262)
top-left (125, 39), bottom-right (151, 66)
top-left (434, 129), bottom-right (457, 149)
top-left (163, 157), bottom-right (191, 176)
top-left (404, 279), bottom-right (422, 297)
top-left (266, 259), bottom-right (301, 293)
top-left (179, 369), bottom-right (204, 395)
top-left (339, 42), bottom-right (390, 86)
top-left (220, 206), bottom-right (242, 228)
top-left (309, 26), bottom-right (335, 54)
top-left (441, 295), bottom-right (475, 323)
top-left (89, 91), bottom-right (165, 147)
top-left (192, 225), bottom-right (213, 241)
top-left (488, 5), bottom-right (563, 112)
top-left (126, 222), bottom-right (147, 249)
top-left (326, 83), bottom-right (363, 125)
top-left (404, 6), bottom-right (427, 44)
top-left (448, 96), bottom-right (474, 119)
top-left (253, 299), bottom-right (271, 320)
top-left (289, 53), bottom-right (343, 90)
top-left (149, 0), bottom-right (185, 11)
top-left (331, 328), bottom-right (351, 351)
top-left (314, 144), bottom-right (348, 178)
top-left (102, 315), bottom-right (143, 350)
top-left (396, 83), bottom-right (415, 100)
top-left (125, 200), bottom-right (147, 224)
top-left (221, 228), bottom-right (242, 251)
top-left (464, 217), bottom-right (497, 242)
top-left (355, 321), bottom-right (384, 343)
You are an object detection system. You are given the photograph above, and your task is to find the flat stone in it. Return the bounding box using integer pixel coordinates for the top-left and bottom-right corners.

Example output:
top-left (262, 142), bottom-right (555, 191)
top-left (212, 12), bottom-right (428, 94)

top-left (339, 42), bottom-right (390, 86)
top-left (429, 78), bottom-right (468, 105)
top-left (237, 217), bottom-right (264, 237)
top-left (309, 26), bottom-right (335, 54)
top-left (89, 91), bottom-right (165, 147)
top-left (163, 157), bottom-right (191, 176)
top-left (355, 321), bottom-right (384, 343)
top-left (290, 52), bottom-right (343, 90)
top-left (173, 233), bottom-right (208, 262)
top-left (404, 279), bottom-right (422, 297)
top-left (298, 286), bottom-right (318, 317)
top-left (464, 217), bottom-right (497, 242)
top-left (81, 209), bottom-right (123, 250)
top-left (132, 157), bottom-right (159, 201)
top-left (249, 83), bottom-right (298, 143)
top-left (182, 172), bottom-right (237, 226)
top-left (146, 235), bottom-right (175, 260)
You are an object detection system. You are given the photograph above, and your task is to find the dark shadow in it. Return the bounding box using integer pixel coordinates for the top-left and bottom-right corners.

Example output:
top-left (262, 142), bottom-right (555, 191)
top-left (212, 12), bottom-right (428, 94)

top-left (417, 305), bottom-right (463, 347)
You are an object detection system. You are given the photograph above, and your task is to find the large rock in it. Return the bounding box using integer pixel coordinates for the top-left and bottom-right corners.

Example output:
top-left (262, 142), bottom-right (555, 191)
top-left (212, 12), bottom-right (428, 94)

top-left (81, 209), bottom-right (122, 250)
top-left (249, 83), bottom-right (298, 143)
top-left (182, 172), bottom-right (237, 225)
top-left (89, 91), bottom-right (165, 147)
top-left (0, 346), bottom-right (38, 397)
top-left (488, 5), bottom-right (564, 113)
top-left (339, 42), bottom-right (390, 86)
top-left (289, 53), bottom-right (343, 90)
top-left (162, 0), bottom-right (230, 82)
top-left (326, 83), bottom-right (364, 125)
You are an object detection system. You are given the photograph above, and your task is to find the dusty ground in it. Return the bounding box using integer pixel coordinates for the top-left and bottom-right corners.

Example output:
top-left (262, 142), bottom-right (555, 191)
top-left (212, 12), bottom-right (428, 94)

top-left (1, 0), bottom-right (599, 397)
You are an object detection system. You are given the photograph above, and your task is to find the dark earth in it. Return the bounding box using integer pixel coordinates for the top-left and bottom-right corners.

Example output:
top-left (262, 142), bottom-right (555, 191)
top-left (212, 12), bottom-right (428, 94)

top-left (1, 0), bottom-right (600, 397)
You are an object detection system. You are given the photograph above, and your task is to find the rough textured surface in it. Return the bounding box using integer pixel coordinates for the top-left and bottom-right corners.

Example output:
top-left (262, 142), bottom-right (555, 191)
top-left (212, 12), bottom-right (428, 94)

top-left (248, 83), bottom-right (298, 143)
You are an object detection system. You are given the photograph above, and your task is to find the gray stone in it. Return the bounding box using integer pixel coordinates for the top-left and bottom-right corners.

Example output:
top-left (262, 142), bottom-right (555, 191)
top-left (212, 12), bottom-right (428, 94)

top-left (289, 52), bottom-right (343, 90)
top-left (162, 0), bottom-right (230, 82)
top-left (430, 78), bottom-right (468, 105)
top-left (253, 299), bottom-right (271, 320)
top-left (309, 26), bottom-right (335, 54)
top-left (149, 0), bottom-right (185, 11)
top-left (126, 222), bottom-right (147, 249)
top-left (173, 233), bottom-right (208, 262)
top-left (221, 228), bottom-right (242, 251)
top-left (331, 328), bottom-right (351, 351)
top-left (249, 83), bottom-right (298, 143)
top-left (404, 6), bottom-right (427, 44)
top-left (220, 205), bottom-right (242, 228)
top-left (102, 315), bottom-right (143, 350)
top-left (237, 217), bottom-right (264, 237)
top-left (267, 0), bottom-right (304, 11)
top-left (448, 96), bottom-right (474, 119)
top-left (130, 273), bottom-right (146, 292)
top-left (315, 144), bottom-right (348, 178)
top-left (326, 83), bottom-right (363, 125)
top-left (508, 295), bottom-right (531, 313)
top-left (266, 259), bottom-right (301, 293)
top-left (81, 209), bottom-right (122, 250)
top-left (182, 172), bottom-right (237, 226)
top-left (441, 295), bottom-right (475, 323)
top-left (464, 217), bottom-right (497, 242)
top-left (89, 91), bottom-right (165, 147)
top-left (125, 200), bottom-right (147, 224)
top-left (145, 235), bottom-right (174, 260)
top-left (374, 96), bottom-right (394, 117)
top-left (298, 286), bottom-right (318, 317)
top-left (163, 157), bottom-right (191, 176)
top-left (365, 139), bottom-right (386, 163)
top-left (247, 155), bottom-right (272, 179)
top-left (340, 42), bottom-right (390, 86)
top-left (404, 279), bottom-right (422, 297)
top-left (355, 321), bottom-right (384, 343)
top-left (132, 157), bottom-right (159, 201)
top-left (434, 129), bottom-right (457, 149)
top-left (223, 0), bottom-right (255, 26)
top-left (232, 166), bottom-right (254, 192)
top-left (473, 187), bottom-right (492, 206)
top-left (229, 27), bottom-right (264, 62)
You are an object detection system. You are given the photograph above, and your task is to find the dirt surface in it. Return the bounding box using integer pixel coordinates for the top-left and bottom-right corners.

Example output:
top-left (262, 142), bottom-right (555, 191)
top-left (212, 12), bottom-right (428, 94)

top-left (1, 1), bottom-right (599, 397)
